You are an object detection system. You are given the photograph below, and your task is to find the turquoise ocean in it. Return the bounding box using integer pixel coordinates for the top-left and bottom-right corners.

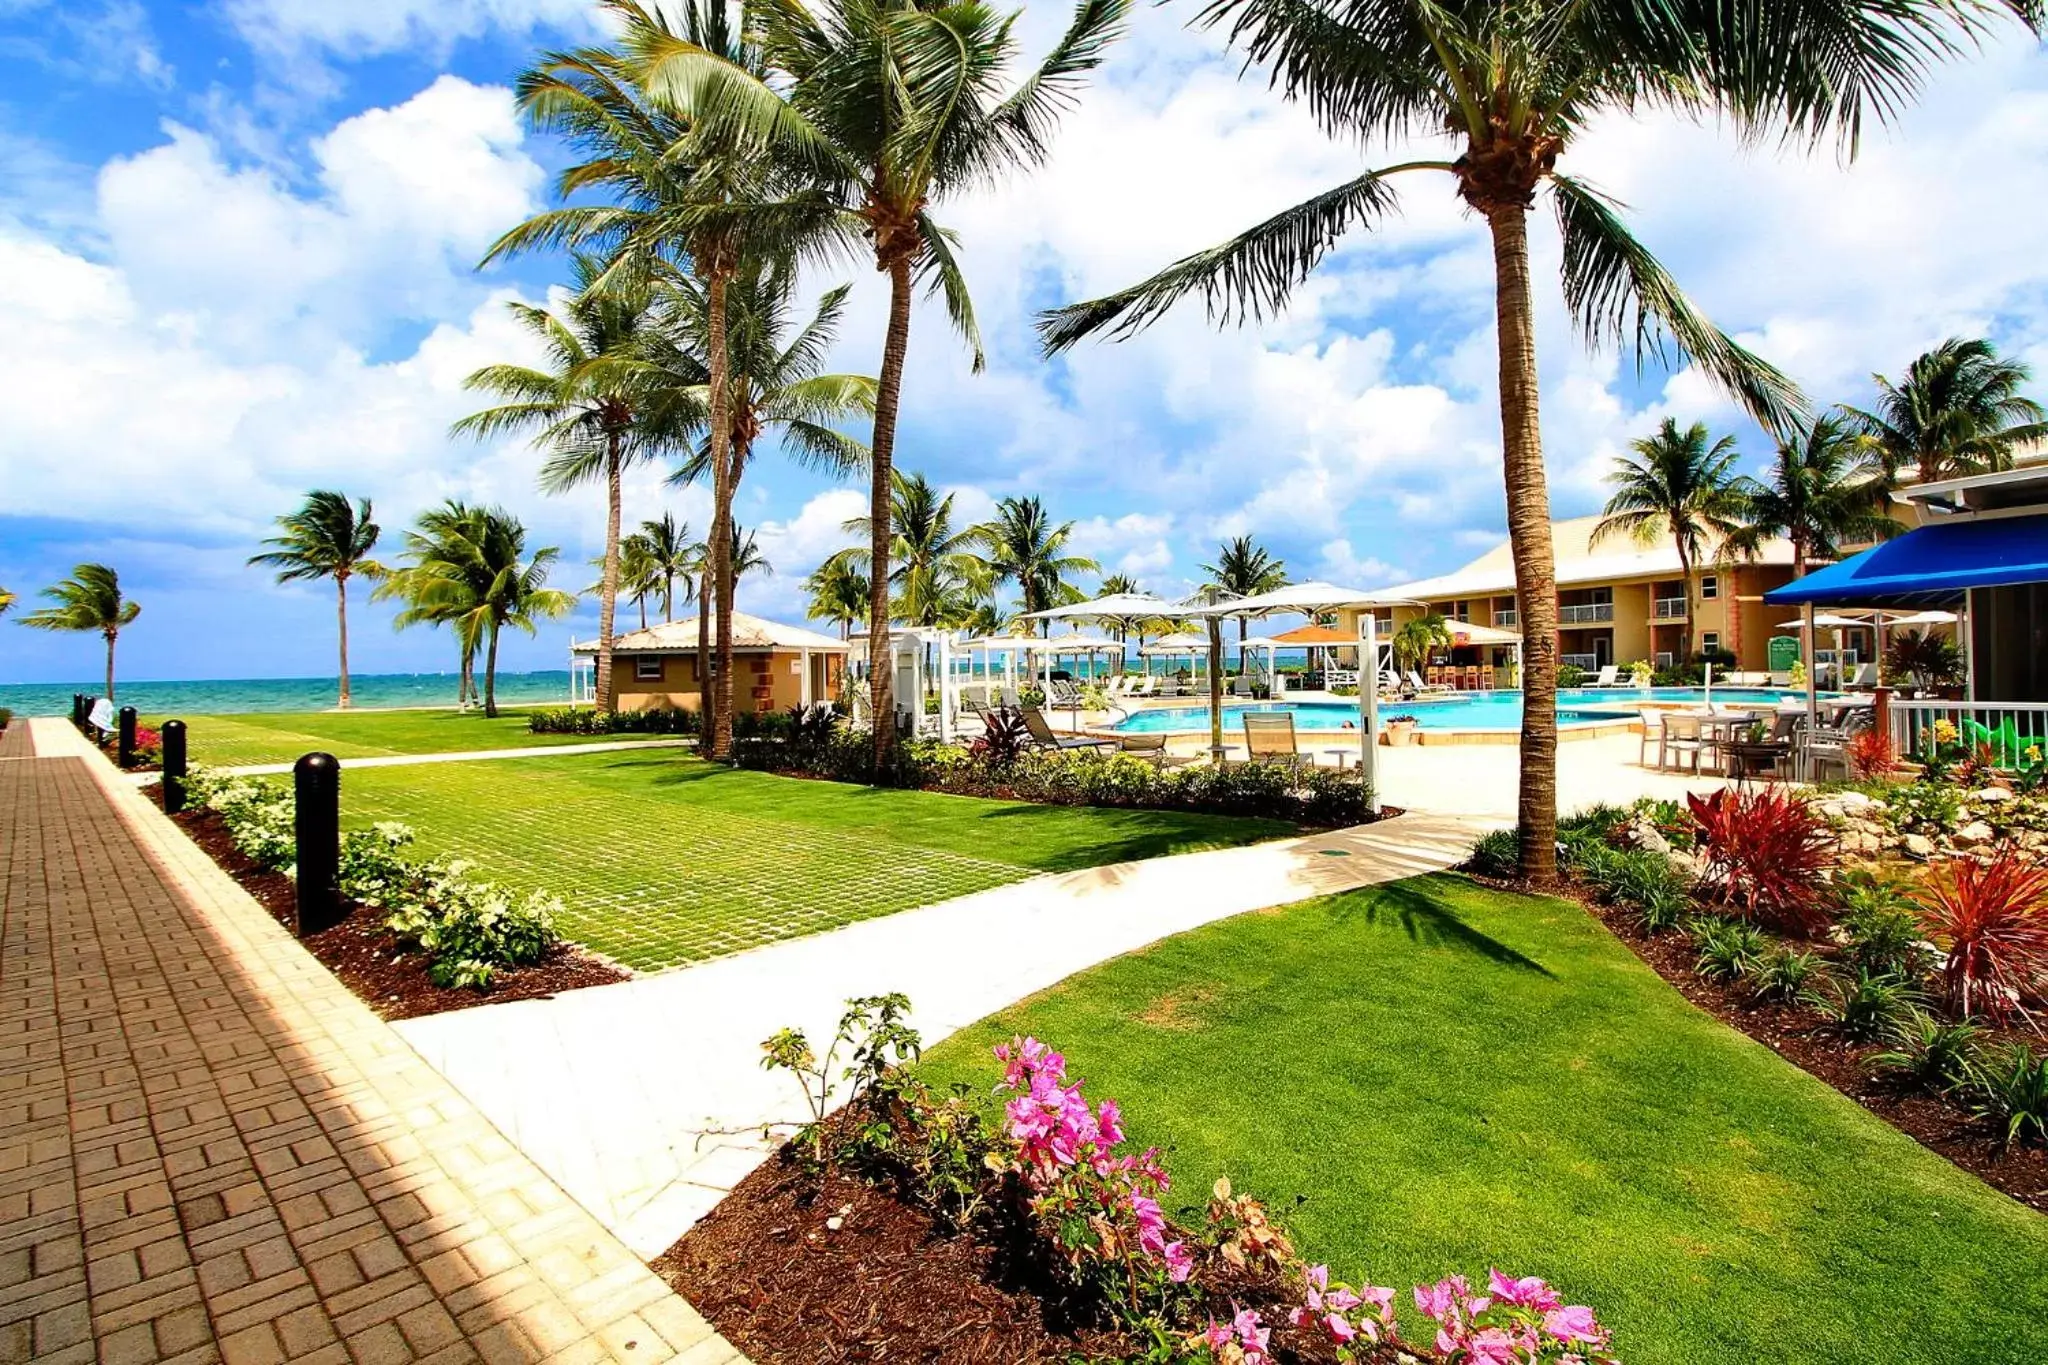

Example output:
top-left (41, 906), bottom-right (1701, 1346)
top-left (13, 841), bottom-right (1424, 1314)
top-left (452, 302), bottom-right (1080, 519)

top-left (0, 671), bottom-right (575, 717)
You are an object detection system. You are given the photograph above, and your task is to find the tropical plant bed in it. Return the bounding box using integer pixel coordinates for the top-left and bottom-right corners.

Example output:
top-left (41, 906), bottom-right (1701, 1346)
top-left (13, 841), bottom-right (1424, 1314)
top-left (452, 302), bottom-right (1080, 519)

top-left (167, 805), bottom-right (626, 1019)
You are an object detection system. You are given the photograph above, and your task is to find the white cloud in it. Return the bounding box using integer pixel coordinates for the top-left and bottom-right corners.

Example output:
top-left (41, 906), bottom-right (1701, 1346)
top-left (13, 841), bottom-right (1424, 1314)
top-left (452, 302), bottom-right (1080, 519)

top-left (224, 0), bottom-right (596, 59)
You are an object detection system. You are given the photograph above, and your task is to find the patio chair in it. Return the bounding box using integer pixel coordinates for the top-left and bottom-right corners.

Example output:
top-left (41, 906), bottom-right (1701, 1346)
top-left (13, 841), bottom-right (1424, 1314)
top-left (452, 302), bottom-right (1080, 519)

top-left (1582, 664), bottom-right (1623, 688)
top-left (1128, 676), bottom-right (1157, 699)
top-left (1844, 662), bottom-right (1880, 691)
top-left (1116, 732), bottom-right (1194, 769)
top-left (1241, 712), bottom-right (1310, 771)
top-left (1659, 712), bottom-right (1705, 773)
top-left (1637, 710), bottom-right (1665, 769)
top-left (1018, 704), bottom-right (1116, 753)
top-left (1406, 670), bottom-right (1452, 695)
top-left (1230, 675), bottom-right (1258, 699)
top-left (1050, 678), bottom-right (1085, 709)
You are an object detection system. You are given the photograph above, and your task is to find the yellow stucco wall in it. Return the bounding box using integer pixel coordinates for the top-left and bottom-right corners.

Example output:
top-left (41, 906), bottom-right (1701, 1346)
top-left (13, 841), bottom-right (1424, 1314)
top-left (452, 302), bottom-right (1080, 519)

top-left (608, 651), bottom-right (845, 713)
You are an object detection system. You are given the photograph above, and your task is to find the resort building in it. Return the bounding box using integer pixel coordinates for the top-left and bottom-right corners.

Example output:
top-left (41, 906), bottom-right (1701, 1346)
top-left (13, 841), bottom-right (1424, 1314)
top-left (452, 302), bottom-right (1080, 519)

top-left (572, 610), bottom-right (849, 713)
top-left (1347, 514), bottom-right (1804, 677)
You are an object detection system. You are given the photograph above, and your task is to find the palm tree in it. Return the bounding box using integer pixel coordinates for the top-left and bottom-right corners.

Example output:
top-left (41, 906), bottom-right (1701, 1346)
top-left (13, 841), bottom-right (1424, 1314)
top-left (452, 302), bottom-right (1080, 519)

top-left (375, 502), bottom-right (486, 705)
top-left (1844, 337), bottom-right (2048, 488)
top-left (1591, 420), bottom-right (1749, 662)
top-left (453, 254), bottom-right (660, 711)
top-left (19, 564), bottom-right (140, 700)
top-left (1393, 614), bottom-right (1455, 674)
top-left (1097, 572), bottom-right (1141, 647)
top-left (0, 586), bottom-right (14, 616)
top-left (1038, 1), bottom-right (2032, 881)
top-left (839, 471), bottom-right (990, 629)
top-left (805, 556), bottom-right (869, 640)
top-left (631, 512), bottom-right (698, 623)
top-left (1200, 535), bottom-right (1289, 647)
top-left (385, 504), bottom-right (578, 717)
top-left (600, 537), bottom-right (660, 630)
top-left (248, 491), bottom-right (385, 708)
top-left (979, 497), bottom-right (1102, 633)
top-left (636, 0), bottom-right (1131, 765)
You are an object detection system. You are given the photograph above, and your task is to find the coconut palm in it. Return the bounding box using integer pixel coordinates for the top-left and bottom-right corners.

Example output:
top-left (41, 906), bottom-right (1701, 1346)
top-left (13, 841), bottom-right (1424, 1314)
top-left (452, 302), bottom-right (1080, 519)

top-left (1039, 1), bottom-right (2034, 880)
top-left (1591, 420), bottom-right (1750, 662)
top-left (0, 586), bottom-right (14, 616)
top-left (20, 564), bottom-right (141, 700)
top-left (805, 556), bottom-right (869, 639)
top-left (385, 504), bottom-right (577, 718)
top-left (598, 538), bottom-right (659, 630)
top-left (630, 512), bottom-right (698, 624)
top-left (633, 0), bottom-right (1131, 764)
top-left (978, 498), bottom-right (1101, 635)
top-left (1200, 535), bottom-right (1289, 646)
top-left (1392, 613), bottom-right (1455, 674)
top-left (453, 255), bottom-right (662, 711)
top-left (248, 491), bottom-right (385, 708)
top-left (839, 471), bottom-right (991, 629)
top-left (1844, 337), bottom-right (2048, 488)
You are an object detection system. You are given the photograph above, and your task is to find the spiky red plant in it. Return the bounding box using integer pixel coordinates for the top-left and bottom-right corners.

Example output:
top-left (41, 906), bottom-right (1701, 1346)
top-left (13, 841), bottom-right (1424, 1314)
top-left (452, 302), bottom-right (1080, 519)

top-left (1687, 788), bottom-right (1835, 935)
top-left (1914, 856), bottom-right (2048, 1024)
top-left (1847, 726), bottom-right (1896, 780)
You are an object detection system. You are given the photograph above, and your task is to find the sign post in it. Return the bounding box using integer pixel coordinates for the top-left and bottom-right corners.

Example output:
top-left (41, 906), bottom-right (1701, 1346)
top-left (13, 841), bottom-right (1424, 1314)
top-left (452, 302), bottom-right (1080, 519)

top-left (1357, 614), bottom-right (1380, 815)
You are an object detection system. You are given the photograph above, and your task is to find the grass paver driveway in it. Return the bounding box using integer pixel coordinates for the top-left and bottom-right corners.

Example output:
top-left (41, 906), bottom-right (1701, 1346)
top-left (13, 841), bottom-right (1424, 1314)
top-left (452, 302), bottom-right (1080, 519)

top-left (340, 751), bottom-right (1292, 971)
top-left (148, 707), bottom-right (674, 766)
top-left (924, 874), bottom-right (2048, 1365)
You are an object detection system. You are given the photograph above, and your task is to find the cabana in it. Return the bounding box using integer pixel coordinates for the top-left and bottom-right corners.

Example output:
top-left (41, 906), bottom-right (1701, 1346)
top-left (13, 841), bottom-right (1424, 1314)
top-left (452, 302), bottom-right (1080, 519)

top-left (1140, 631), bottom-right (1210, 687)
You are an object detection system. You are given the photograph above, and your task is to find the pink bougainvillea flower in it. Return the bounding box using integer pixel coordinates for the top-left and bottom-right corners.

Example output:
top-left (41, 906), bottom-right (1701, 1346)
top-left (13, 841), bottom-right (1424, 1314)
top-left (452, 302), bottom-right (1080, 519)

top-left (1489, 1269), bottom-right (1561, 1313)
top-left (1416, 1277), bottom-right (1463, 1321)
top-left (1466, 1326), bottom-right (1519, 1365)
top-left (1096, 1098), bottom-right (1124, 1146)
top-left (1324, 1312), bottom-right (1357, 1343)
top-left (1204, 1320), bottom-right (1233, 1350)
top-left (1543, 1304), bottom-right (1608, 1346)
top-left (1163, 1240), bottom-right (1193, 1283)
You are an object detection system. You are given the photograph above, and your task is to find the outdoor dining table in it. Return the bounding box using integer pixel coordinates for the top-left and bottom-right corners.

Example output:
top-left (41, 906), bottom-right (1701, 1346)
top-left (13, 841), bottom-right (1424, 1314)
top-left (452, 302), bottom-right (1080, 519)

top-left (1675, 710), bottom-right (1766, 774)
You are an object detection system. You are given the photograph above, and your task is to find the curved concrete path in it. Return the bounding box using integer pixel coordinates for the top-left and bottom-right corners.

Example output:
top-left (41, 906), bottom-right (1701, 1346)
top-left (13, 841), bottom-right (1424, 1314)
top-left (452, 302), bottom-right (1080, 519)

top-left (394, 809), bottom-right (1489, 1258)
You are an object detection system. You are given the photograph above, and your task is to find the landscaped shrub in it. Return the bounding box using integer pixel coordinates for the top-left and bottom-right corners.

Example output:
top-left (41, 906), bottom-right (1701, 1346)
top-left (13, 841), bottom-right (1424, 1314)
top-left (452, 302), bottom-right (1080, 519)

top-left (1964, 1042), bottom-right (2048, 1148)
top-left (187, 767), bottom-right (298, 869)
top-left (1690, 918), bottom-right (1767, 983)
top-left (1884, 778), bottom-right (1963, 836)
top-left (1466, 828), bottom-right (1520, 879)
top-left (526, 705), bottom-right (697, 735)
top-left (1835, 872), bottom-right (1933, 979)
top-left (1686, 788), bottom-right (1834, 935)
top-left (1913, 854), bottom-right (2048, 1024)
top-left (968, 707), bottom-right (1030, 767)
top-left (1847, 726), bottom-right (1897, 781)
top-left (1868, 1009), bottom-right (1982, 1096)
top-left (1809, 968), bottom-right (1922, 1043)
top-left (1750, 947), bottom-right (1830, 1004)
top-left (0, 707), bottom-right (12, 730)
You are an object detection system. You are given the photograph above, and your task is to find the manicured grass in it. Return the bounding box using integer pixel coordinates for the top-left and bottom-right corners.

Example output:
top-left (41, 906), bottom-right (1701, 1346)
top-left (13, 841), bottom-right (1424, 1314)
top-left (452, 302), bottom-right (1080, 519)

top-left (148, 708), bottom-right (674, 766)
top-left (339, 751), bottom-right (1292, 971)
top-left (923, 875), bottom-right (2048, 1365)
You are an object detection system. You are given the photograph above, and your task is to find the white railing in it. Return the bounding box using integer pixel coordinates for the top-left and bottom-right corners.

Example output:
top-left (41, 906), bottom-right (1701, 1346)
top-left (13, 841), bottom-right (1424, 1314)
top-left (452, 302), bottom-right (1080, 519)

top-left (1493, 609), bottom-right (1519, 628)
top-left (1652, 598), bottom-right (1687, 619)
top-left (1560, 602), bottom-right (1615, 624)
top-left (1562, 653), bottom-right (1601, 671)
top-left (1888, 699), bottom-right (2048, 768)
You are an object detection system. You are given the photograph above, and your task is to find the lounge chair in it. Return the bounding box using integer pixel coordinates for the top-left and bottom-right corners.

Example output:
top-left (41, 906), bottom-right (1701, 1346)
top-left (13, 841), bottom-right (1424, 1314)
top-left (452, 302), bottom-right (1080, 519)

top-left (1230, 675), bottom-right (1257, 699)
top-left (1844, 662), bottom-right (1879, 691)
top-left (1127, 676), bottom-right (1156, 699)
top-left (1018, 704), bottom-right (1116, 753)
top-left (1406, 669), bottom-right (1452, 695)
top-left (1581, 664), bottom-right (1622, 688)
top-left (1116, 732), bottom-right (1193, 768)
top-left (1241, 712), bottom-right (1311, 770)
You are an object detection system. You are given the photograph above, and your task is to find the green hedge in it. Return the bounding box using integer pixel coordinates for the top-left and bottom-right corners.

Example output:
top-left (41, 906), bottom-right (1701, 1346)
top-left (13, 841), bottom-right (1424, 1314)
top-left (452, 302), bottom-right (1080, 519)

top-left (526, 705), bottom-right (698, 736)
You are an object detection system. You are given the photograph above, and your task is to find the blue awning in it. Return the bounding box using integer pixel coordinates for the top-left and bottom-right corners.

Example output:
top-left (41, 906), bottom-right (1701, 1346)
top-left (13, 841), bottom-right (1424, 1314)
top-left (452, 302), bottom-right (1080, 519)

top-left (1765, 513), bottom-right (2048, 607)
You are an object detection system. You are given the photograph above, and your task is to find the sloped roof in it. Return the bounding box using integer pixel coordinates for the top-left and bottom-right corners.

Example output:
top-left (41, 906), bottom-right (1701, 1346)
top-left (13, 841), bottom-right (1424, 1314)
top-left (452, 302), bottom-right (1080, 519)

top-left (1376, 514), bottom-right (1797, 602)
top-left (573, 609), bottom-right (850, 655)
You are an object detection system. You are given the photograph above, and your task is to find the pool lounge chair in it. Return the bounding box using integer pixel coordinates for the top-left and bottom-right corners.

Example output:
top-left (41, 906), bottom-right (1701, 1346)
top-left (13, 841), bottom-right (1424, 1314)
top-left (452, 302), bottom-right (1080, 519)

top-left (1581, 664), bottom-right (1623, 688)
top-left (1241, 712), bottom-right (1311, 770)
top-left (1844, 662), bottom-right (1880, 691)
top-left (1019, 704), bottom-right (1116, 753)
top-left (1406, 669), bottom-right (1452, 695)
top-left (1230, 675), bottom-right (1258, 699)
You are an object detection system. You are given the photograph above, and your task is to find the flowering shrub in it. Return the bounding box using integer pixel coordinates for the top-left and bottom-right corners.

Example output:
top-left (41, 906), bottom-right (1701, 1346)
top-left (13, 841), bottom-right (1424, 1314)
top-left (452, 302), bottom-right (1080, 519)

top-left (1686, 789), bottom-right (1834, 935)
top-left (1913, 855), bottom-right (2048, 1025)
top-left (187, 767), bottom-right (299, 870)
top-left (1412, 1271), bottom-right (1617, 1364)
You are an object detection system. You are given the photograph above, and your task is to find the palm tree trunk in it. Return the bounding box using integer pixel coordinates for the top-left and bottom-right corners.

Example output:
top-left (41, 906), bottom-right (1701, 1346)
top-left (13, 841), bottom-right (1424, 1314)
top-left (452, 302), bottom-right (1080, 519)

top-left (596, 438), bottom-right (623, 712)
top-left (662, 573), bottom-right (674, 624)
top-left (1485, 205), bottom-right (1560, 883)
top-left (705, 265), bottom-right (737, 761)
top-left (638, 595), bottom-right (648, 631)
top-left (867, 253), bottom-right (915, 770)
top-left (104, 630), bottom-right (117, 702)
top-left (484, 621), bottom-right (501, 719)
top-left (696, 568), bottom-right (713, 728)
top-left (715, 438), bottom-right (751, 762)
top-left (1676, 543), bottom-right (1694, 665)
top-left (336, 574), bottom-right (352, 709)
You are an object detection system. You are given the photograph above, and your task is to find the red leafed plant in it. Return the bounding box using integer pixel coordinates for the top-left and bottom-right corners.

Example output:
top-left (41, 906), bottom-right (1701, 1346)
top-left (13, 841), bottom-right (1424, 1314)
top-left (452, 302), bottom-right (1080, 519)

top-left (1686, 788), bottom-right (1835, 935)
top-left (1847, 726), bottom-right (1896, 780)
top-left (1914, 855), bottom-right (2048, 1024)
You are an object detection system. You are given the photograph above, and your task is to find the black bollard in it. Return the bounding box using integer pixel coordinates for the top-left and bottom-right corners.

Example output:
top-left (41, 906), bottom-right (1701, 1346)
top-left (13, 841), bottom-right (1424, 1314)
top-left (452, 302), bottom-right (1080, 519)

top-left (293, 753), bottom-right (343, 935)
top-left (118, 706), bottom-right (138, 768)
top-left (162, 720), bottom-right (188, 814)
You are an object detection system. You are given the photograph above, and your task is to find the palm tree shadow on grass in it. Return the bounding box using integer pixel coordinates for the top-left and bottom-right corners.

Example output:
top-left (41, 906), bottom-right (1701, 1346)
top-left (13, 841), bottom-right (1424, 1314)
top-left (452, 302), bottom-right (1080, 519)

top-left (1331, 880), bottom-right (1554, 977)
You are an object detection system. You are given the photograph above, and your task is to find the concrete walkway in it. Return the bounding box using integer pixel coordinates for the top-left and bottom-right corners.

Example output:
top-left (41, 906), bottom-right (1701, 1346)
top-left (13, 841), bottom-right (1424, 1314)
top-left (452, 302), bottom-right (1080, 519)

top-left (2, 719), bottom-right (745, 1365)
top-left (395, 809), bottom-right (1488, 1259)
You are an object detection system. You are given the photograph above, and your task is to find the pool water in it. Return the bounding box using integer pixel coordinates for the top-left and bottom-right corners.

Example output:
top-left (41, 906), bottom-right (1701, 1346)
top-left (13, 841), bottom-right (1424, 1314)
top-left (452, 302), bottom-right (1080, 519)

top-left (1110, 687), bottom-right (1816, 734)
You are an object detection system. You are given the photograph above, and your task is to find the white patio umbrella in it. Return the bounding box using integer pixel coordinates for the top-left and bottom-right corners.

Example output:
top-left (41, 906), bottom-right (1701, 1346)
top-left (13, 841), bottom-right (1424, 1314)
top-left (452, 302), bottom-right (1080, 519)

top-left (1032, 633), bottom-right (1125, 724)
top-left (1141, 631), bottom-right (1209, 682)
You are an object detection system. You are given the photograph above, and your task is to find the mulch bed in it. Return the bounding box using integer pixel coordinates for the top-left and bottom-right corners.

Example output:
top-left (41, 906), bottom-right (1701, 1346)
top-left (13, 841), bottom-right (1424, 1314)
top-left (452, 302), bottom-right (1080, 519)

top-left (1478, 869), bottom-right (2048, 1212)
top-left (167, 805), bottom-right (627, 1021)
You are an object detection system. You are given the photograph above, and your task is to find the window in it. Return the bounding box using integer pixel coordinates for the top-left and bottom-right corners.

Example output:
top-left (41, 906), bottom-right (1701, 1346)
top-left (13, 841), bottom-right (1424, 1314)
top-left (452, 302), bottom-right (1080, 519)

top-left (634, 656), bottom-right (663, 681)
top-left (1701, 633), bottom-right (1719, 655)
top-left (1700, 575), bottom-right (1719, 600)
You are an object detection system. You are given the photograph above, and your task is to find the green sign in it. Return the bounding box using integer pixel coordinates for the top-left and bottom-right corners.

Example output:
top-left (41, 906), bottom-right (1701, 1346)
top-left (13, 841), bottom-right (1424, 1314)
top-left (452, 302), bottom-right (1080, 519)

top-left (1766, 635), bottom-right (1801, 672)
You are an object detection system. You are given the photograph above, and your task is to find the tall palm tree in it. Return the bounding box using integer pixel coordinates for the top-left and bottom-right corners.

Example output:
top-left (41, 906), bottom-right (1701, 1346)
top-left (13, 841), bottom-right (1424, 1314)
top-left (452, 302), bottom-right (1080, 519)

top-left (19, 564), bottom-right (140, 700)
top-left (1591, 420), bottom-right (1749, 661)
top-left (1393, 613), bottom-right (1455, 673)
top-left (1096, 571), bottom-right (1141, 647)
top-left (631, 512), bottom-right (698, 623)
top-left (1200, 535), bottom-right (1288, 646)
top-left (838, 471), bottom-right (990, 629)
top-left (453, 255), bottom-right (660, 711)
top-left (1844, 337), bottom-right (2048, 488)
top-left (385, 504), bottom-right (578, 717)
top-left (248, 491), bottom-right (385, 708)
top-left (1038, 1), bottom-right (2033, 880)
top-left (375, 502), bottom-right (485, 705)
top-left (636, 0), bottom-right (1131, 765)
top-left (979, 497), bottom-right (1101, 634)
top-left (600, 537), bottom-right (660, 630)
top-left (805, 556), bottom-right (870, 640)
top-left (0, 586), bottom-right (15, 616)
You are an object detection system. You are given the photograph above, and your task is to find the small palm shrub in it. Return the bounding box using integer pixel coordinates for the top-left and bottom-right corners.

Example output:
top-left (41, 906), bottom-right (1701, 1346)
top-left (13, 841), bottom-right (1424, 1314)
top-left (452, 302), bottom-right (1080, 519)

top-left (1808, 968), bottom-right (1922, 1043)
top-left (1868, 1009), bottom-right (1982, 1096)
top-left (1466, 828), bottom-right (1519, 879)
top-left (1750, 947), bottom-right (1830, 1005)
top-left (1913, 854), bottom-right (2048, 1024)
top-left (1691, 918), bottom-right (1767, 983)
top-left (1835, 871), bottom-right (1932, 979)
top-left (1686, 788), bottom-right (1834, 935)
top-left (1964, 1042), bottom-right (2048, 1148)
top-left (784, 702), bottom-right (842, 753)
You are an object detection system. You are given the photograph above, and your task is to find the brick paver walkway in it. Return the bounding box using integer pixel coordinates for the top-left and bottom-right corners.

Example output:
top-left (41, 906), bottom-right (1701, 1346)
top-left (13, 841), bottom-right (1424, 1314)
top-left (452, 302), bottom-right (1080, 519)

top-left (1, 719), bottom-right (743, 1365)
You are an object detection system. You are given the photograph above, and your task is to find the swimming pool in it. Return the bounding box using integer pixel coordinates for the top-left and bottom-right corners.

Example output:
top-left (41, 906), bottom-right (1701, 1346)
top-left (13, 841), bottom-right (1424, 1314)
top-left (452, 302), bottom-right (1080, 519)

top-left (1109, 687), bottom-right (1818, 735)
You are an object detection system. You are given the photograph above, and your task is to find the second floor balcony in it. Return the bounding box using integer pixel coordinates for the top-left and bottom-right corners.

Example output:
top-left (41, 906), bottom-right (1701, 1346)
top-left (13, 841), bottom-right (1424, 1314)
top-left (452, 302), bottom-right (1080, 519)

top-left (1653, 597), bottom-right (1687, 620)
top-left (1559, 601), bottom-right (1615, 625)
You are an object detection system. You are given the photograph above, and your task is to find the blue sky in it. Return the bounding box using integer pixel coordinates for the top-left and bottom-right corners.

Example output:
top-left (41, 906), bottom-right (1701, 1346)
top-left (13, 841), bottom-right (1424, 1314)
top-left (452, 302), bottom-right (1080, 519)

top-left (4, 0), bottom-right (2048, 684)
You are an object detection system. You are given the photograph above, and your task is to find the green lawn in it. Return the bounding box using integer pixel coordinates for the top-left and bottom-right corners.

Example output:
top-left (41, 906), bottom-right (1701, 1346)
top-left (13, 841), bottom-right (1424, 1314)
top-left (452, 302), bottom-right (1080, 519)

top-left (923, 875), bottom-right (2048, 1365)
top-left (338, 751), bottom-right (1292, 970)
top-left (150, 708), bottom-right (674, 766)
